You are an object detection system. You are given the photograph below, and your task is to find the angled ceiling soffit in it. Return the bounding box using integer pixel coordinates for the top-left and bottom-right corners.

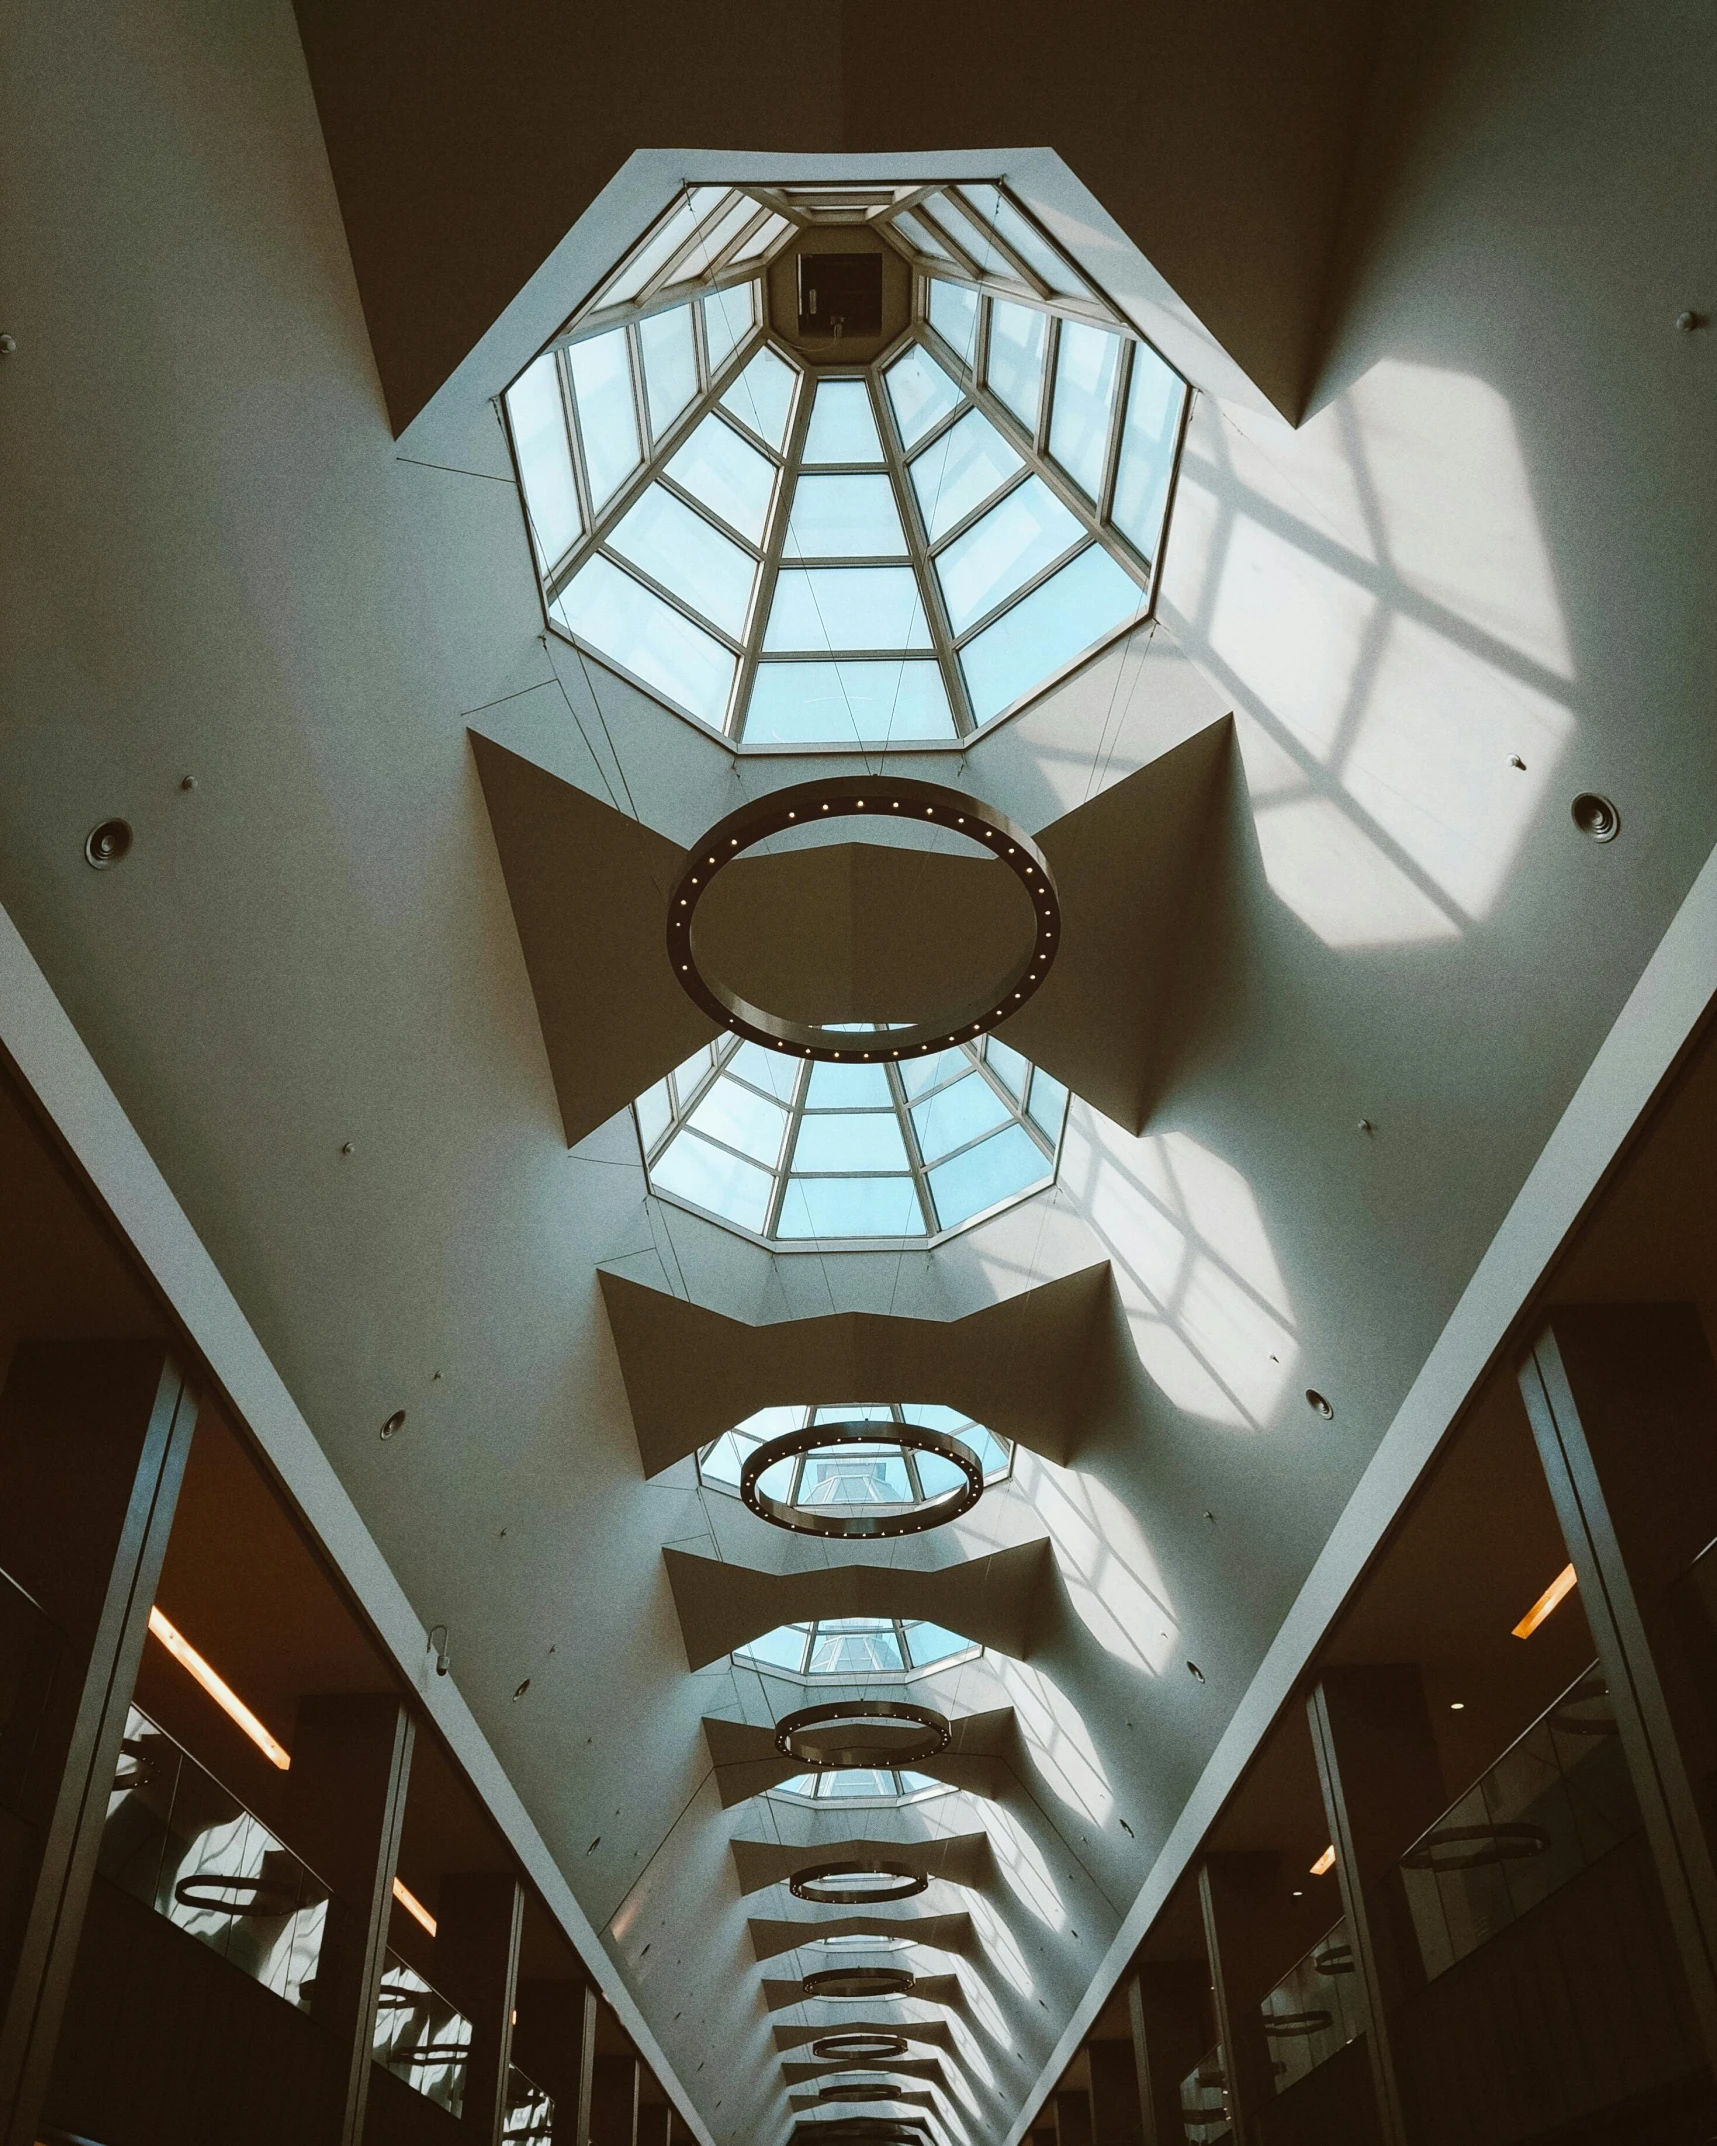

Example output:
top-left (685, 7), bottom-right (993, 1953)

top-left (703, 1707), bottom-right (1017, 1809)
top-left (749, 1915), bottom-right (974, 1965)
top-left (600, 1265), bottom-right (1115, 1474)
top-left (734, 1835), bottom-right (992, 1899)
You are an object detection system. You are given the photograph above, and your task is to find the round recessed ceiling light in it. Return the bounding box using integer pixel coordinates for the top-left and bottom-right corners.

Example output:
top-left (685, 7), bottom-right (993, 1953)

top-left (1305, 1389), bottom-right (1334, 1419)
top-left (802, 1966), bottom-right (916, 2001)
top-left (741, 1420), bottom-right (984, 1539)
top-left (84, 818), bottom-right (133, 869)
top-left (790, 1861), bottom-right (927, 1906)
top-left (811, 2033), bottom-right (909, 2063)
top-left (775, 1699), bottom-right (950, 1770)
top-left (664, 776), bottom-right (1059, 1062)
top-left (1571, 791), bottom-right (1620, 842)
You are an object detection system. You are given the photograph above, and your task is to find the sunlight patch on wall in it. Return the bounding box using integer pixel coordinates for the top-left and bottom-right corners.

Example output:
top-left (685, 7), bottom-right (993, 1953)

top-left (1253, 795), bottom-right (1460, 949)
top-left (986, 1805), bottom-right (1068, 1930)
top-left (965, 1889), bottom-right (1037, 2000)
top-left (1210, 516), bottom-right (1376, 761)
top-left (998, 1660), bottom-right (1114, 1824)
top-left (1026, 1459), bottom-right (1179, 1675)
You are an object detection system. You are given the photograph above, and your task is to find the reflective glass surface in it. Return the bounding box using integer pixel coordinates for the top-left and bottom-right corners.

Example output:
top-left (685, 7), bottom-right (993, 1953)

top-left (986, 299), bottom-right (1048, 434)
top-left (703, 283), bottom-right (756, 374)
top-left (1112, 344), bottom-right (1187, 564)
top-left (608, 485), bottom-right (757, 638)
top-left (960, 545), bottom-right (1145, 723)
top-left (786, 475), bottom-right (908, 559)
top-left (553, 556), bottom-right (736, 725)
top-left (736, 1615), bottom-right (981, 1680)
top-left (722, 345), bottom-right (798, 449)
top-left (1048, 321), bottom-right (1122, 499)
top-left (665, 414), bottom-right (775, 545)
top-left (764, 568), bottom-right (930, 652)
top-left (803, 380), bottom-right (885, 464)
top-left (638, 304), bottom-right (699, 438)
top-left (567, 328), bottom-right (641, 509)
top-left (935, 476), bottom-right (1082, 635)
top-left (909, 409), bottom-right (1022, 542)
top-left (745, 661), bottom-right (955, 745)
top-left (928, 279), bottom-right (981, 368)
top-left (885, 347), bottom-right (963, 448)
top-left (505, 354), bottom-right (581, 567)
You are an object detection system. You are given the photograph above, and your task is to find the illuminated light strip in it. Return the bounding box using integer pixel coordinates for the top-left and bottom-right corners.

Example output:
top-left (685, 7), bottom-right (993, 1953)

top-left (147, 1606), bottom-right (290, 1771)
top-left (1310, 1845), bottom-right (1336, 1876)
top-left (1513, 1562), bottom-right (1578, 1638)
top-left (393, 1876), bottom-right (438, 1936)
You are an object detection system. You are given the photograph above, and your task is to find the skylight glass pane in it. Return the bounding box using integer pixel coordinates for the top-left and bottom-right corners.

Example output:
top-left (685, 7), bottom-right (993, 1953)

top-left (745, 661), bottom-right (954, 745)
top-left (506, 353), bottom-right (582, 567)
top-left (607, 485), bottom-right (757, 638)
top-left (1048, 321), bottom-right (1122, 499)
top-left (909, 408), bottom-right (1022, 542)
top-left (650, 1128), bottom-right (772, 1232)
top-left (729, 1040), bottom-right (800, 1101)
top-left (808, 1622), bottom-right (906, 1675)
top-left (599, 186), bottom-right (728, 305)
top-left (686, 1076), bottom-right (787, 1168)
top-left (902, 1621), bottom-right (972, 1669)
top-left (764, 569), bottom-right (930, 653)
top-left (740, 1624), bottom-right (811, 1674)
top-left (731, 212), bottom-right (790, 263)
top-left (937, 476), bottom-right (1083, 636)
top-left (688, 194), bottom-right (762, 273)
top-left (806, 1062), bottom-right (892, 1107)
top-left (985, 1036), bottom-right (1029, 1098)
top-left (928, 280), bottom-right (980, 369)
top-left (901, 1046), bottom-right (971, 1100)
top-left (810, 1403), bottom-right (894, 1424)
top-left (1111, 346), bottom-right (1186, 563)
top-left (777, 1177), bottom-right (922, 1239)
top-left (884, 347), bottom-right (962, 449)
top-left (638, 305), bottom-right (699, 438)
top-left (665, 414), bottom-right (775, 546)
top-left (554, 557), bottom-right (737, 726)
top-left (1028, 1067), bottom-right (1071, 1141)
top-left (702, 283), bottom-right (757, 377)
top-left (801, 1450), bottom-right (916, 1505)
top-left (987, 300), bottom-right (1048, 434)
top-left (911, 1072), bottom-right (1011, 1163)
top-left (921, 196), bottom-right (1013, 279)
top-left (785, 475), bottom-right (906, 559)
top-left (721, 346), bottom-right (797, 450)
top-left (803, 381), bottom-right (884, 465)
top-left (634, 1078), bottom-right (671, 1155)
top-left (567, 328), bottom-right (642, 510)
top-left (668, 1042), bottom-right (716, 1103)
top-left (791, 1111), bottom-right (910, 1173)
top-left (929, 1123), bottom-right (1049, 1228)
top-left (959, 545), bottom-right (1145, 725)
top-left (892, 210), bottom-right (956, 263)
top-left (957, 185), bottom-right (1091, 298)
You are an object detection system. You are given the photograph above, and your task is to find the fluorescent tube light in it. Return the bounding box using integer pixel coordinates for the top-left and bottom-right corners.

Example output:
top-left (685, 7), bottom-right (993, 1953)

top-left (1310, 1845), bottom-right (1336, 1876)
top-left (393, 1876), bottom-right (438, 1936)
top-left (147, 1606), bottom-right (290, 1771)
top-left (1513, 1563), bottom-right (1577, 1639)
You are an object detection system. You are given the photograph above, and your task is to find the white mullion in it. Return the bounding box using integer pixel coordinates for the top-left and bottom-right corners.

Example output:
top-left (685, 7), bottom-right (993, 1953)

top-left (761, 1058), bottom-right (810, 1236)
top-left (1098, 338), bottom-right (1135, 526)
top-left (635, 189), bottom-right (743, 308)
top-left (654, 471), bottom-right (766, 561)
top-left (888, 1061), bottom-right (938, 1234)
top-left (874, 354), bottom-right (973, 735)
top-left (949, 535), bottom-right (1095, 650)
top-left (732, 361), bottom-right (813, 737)
top-left (557, 346), bottom-right (597, 556)
top-left (938, 188), bottom-right (1054, 303)
top-left (924, 463), bottom-right (1035, 559)
top-left (1037, 315), bottom-right (1059, 457)
top-left (591, 546), bottom-right (746, 656)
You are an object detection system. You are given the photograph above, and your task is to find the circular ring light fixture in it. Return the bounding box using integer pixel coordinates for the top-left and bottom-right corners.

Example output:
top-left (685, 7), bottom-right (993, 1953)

top-left (790, 1860), bottom-right (927, 1906)
top-left (812, 2034), bottom-right (910, 2063)
top-left (666, 776), bottom-right (1060, 1063)
top-left (817, 2085), bottom-right (907, 2103)
top-left (741, 1420), bottom-right (984, 1539)
top-left (775, 1700), bottom-right (951, 1770)
top-left (802, 1966), bottom-right (916, 2000)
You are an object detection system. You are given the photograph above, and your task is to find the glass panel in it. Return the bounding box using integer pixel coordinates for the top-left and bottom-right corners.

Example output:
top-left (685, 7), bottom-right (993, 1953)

top-left (374, 1951), bottom-right (473, 2111)
top-left (777, 1177), bottom-right (923, 1239)
top-left (957, 185), bottom-right (1091, 298)
top-left (554, 556), bottom-right (736, 727)
top-left (808, 1621), bottom-right (907, 1675)
top-left (986, 299), bottom-right (1048, 434)
top-left (901, 1620), bottom-right (971, 1668)
top-left (567, 328), bottom-right (642, 510)
top-left (698, 1430), bottom-right (752, 1490)
top-left (764, 568), bottom-right (931, 653)
top-left (638, 305), bottom-right (699, 438)
top-left (920, 196), bottom-right (1014, 279)
top-left (1180, 2046), bottom-right (1230, 2145)
top-left (687, 193), bottom-right (763, 272)
top-left (665, 413), bottom-right (775, 546)
top-left (506, 354), bottom-right (581, 568)
top-left (910, 408), bottom-right (1023, 542)
top-left (959, 545), bottom-right (1145, 725)
top-left (928, 280), bottom-right (980, 369)
top-left (634, 1080), bottom-right (671, 1155)
top-left (891, 209), bottom-right (957, 263)
top-left (686, 1076), bottom-right (788, 1167)
top-left (745, 660), bottom-right (955, 746)
top-left (985, 1037), bottom-right (1028, 1098)
top-left (599, 186), bottom-right (729, 306)
top-left (929, 1123), bottom-right (1050, 1228)
top-left (806, 1061), bottom-right (892, 1107)
top-left (785, 474), bottom-right (907, 560)
top-left (1259, 1917), bottom-right (1365, 2097)
top-left (884, 346), bottom-right (963, 449)
top-left (702, 282), bottom-right (757, 376)
top-left (1111, 345), bottom-right (1187, 563)
top-left (731, 211), bottom-right (790, 263)
top-left (1027, 1068), bottom-right (1071, 1141)
top-left (1048, 321), bottom-right (1122, 499)
top-left (791, 1111), bottom-right (911, 1173)
top-left (504, 2067), bottom-right (555, 2145)
top-left (936, 476), bottom-right (1083, 636)
top-left (911, 1071), bottom-right (1011, 1163)
top-left (740, 1624), bottom-right (811, 1673)
top-left (813, 1770), bottom-right (899, 1800)
top-left (803, 380), bottom-right (885, 464)
top-left (901, 1046), bottom-right (970, 1100)
top-left (669, 1042), bottom-right (717, 1103)
top-left (800, 1448), bottom-right (917, 1505)
top-left (649, 1128), bottom-right (773, 1232)
top-left (608, 485), bottom-right (757, 638)
top-left (721, 345), bottom-right (798, 450)
top-left (729, 1039), bottom-right (800, 1101)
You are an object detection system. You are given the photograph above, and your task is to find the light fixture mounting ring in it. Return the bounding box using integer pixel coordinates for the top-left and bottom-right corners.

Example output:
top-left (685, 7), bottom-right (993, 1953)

top-left (802, 1965), bottom-right (916, 2000)
top-left (811, 2033), bottom-right (910, 2062)
top-left (775, 1698), bottom-right (950, 1770)
top-left (789, 1860), bottom-right (927, 1906)
top-left (665, 776), bottom-right (1059, 1063)
top-left (740, 1420), bottom-right (984, 1539)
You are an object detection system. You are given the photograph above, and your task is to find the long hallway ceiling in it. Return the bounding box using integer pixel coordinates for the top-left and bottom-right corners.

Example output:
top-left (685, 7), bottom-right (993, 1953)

top-left (2, 2), bottom-right (1715, 2142)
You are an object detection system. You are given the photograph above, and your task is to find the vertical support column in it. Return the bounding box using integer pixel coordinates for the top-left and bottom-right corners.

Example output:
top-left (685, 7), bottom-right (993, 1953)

top-left (0, 1341), bottom-right (196, 2146)
top-left (1054, 2084), bottom-right (1094, 2146)
top-left (1088, 2036), bottom-right (1144, 2146)
top-left (513, 1978), bottom-right (588, 2114)
top-left (285, 1694), bottom-right (415, 2146)
top-left (1520, 1304), bottom-right (1717, 2072)
top-left (1198, 1855), bottom-right (1298, 2145)
top-left (435, 1872), bottom-right (524, 2142)
top-left (1128, 1963), bottom-right (1208, 2146)
top-left (591, 2053), bottom-right (640, 2146)
top-left (575, 1985), bottom-right (599, 2146)
top-left (1307, 1664), bottom-right (1446, 2146)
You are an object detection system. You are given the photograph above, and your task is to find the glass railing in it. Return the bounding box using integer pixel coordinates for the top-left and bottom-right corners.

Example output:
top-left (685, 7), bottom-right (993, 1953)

top-left (1258, 1918), bottom-right (1363, 2093)
top-left (0, 1561), bottom-right (64, 1819)
top-left (97, 1703), bottom-right (329, 2008)
top-left (1178, 2045), bottom-right (1229, 2142)
top-left (373, 1950), bottom-right (473, 2113)
top-left (1398, 1661), bottom-right (1639, 1980)
top-left (504, 2063), bottom-right (555, 2141)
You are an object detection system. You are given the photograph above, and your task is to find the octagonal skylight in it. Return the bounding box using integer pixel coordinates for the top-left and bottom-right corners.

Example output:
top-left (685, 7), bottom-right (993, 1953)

top-left (771, 1771), bottom-right (949, 1810)
top-left (697, 1405), bottom-right (1012, 1510)
top-left (635, 1033), bottom-right (1066, 1245)
top-left (506, 181), bottom-right (1187, 745)
top-left (736, 1617), bottom-right (978, 1683)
